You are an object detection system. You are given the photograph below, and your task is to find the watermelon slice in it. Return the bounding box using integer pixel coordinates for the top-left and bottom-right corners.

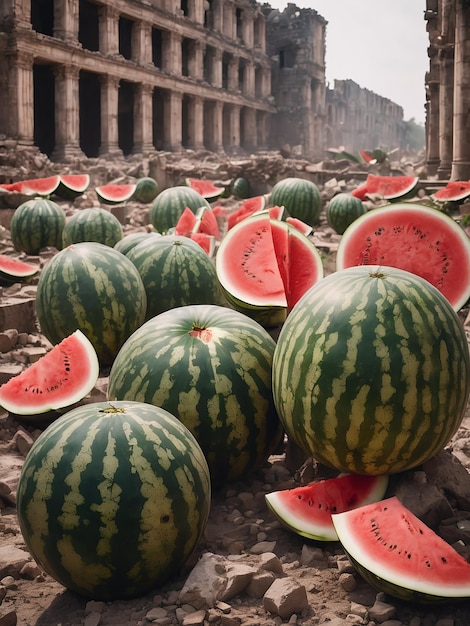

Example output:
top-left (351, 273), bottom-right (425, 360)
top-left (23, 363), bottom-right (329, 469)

top-left (286, 216), bottom-right (313, 237)
top-left (336, 202), bottom-right (470, 311)
top-left (352, 174), bottom-right (419, 201)
top-left (190, 232), bottom-right (217, 257)
top-left (0, 182), bottom-right (23, 193)
top-left (185, 178), bottom-right (225, 202)
top-left (96, 184), bottom-right (136, 204)
top-left (332, 496), bottom-right (470, 602)
top-left (20, 175), bottom-right (61, 197)
top-left (55, 174), bottom-right (91, 200)
top-left (192, 206), bottom-right (221, 239)
top-left (359, 149), bottom-right (374, 164)
top-left (216, 212), bottom-right (324, 325)
top-left (227, 195), bottom-right (266, 230)
top-left (0, 255), bottom-right (38, 283)
top-left (265, 474), bottom-right (388, 541)
top-left (432, 180), bottom-right (470, 202)
top-left (175, 206), bottom-right (198, 236)
top-left (0, 330), bottom-right (99, 417)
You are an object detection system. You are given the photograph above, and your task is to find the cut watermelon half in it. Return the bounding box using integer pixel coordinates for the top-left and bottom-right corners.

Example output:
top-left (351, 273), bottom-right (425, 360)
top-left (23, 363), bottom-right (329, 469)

top-left (333, 496), bottom-right (470, 602)
top-left (185, 178), bottom-right (225, 202)
top-left (21, 175), bottom-right (61, 197)
top-left (0, 255), bottom-right (39, 282)
top-left (96, 184), bottom-right (136, 204)
top-left (0, 330), bottom-right (99, 417)
top-left (55, 174), bottom-right (91, 200)
top-left (227, 195), bottom-right (266, 230)
top-left (216, 212), bottom-right (324, 325)
top-left (266, 474), bottom-right (388, 542)
top-left (432, 180), bottom-right (470, 202)
top-left (336, 202), bottom-right (470, 311)
top-left (352, 174), bottom-right (419, 201)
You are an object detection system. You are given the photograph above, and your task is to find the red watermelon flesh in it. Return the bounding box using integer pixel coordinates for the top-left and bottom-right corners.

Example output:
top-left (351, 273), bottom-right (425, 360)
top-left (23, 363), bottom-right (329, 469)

top-left (0, 329), bottom-right (99, 417)
top-left (227, 195), bottom-right (266, 230)
top-left (96, 184), bottom-right (136, 204)
top-left (0, 255), bottom-right (38, 279)
top-left (287, 228), bottom-right (324, 309)
top-left (0, 182), bottom-right (23, 193)
top-left (265, 474), bottom-right (388, 542)
top-left (175, 207), bottom-right (198, 236)
top-left (286, 216), bottom-right (313, 237)
top-left (190, 232), bottom-right (216, 257)
top-left (432, 180), bottom-right (470, 202)
top-left (20, 175), bottom-right (61, 196)
top-left (332, 496), bottom-right (470, 601)
top-left (185, 178), bottom-right (224, 200)
top-left (336, 202), bottom-right (470, 311)
top-left (352, 174), bottom-right (418, 201)
top-left (55, 174), bottom-right (90, 199)
top-left (193, 207), bottom-right (221, 239)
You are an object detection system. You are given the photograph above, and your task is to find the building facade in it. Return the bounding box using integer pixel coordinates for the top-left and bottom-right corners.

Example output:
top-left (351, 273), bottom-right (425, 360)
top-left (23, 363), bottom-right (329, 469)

top-left (425, 0), bottom-right (470, 179)
top-left (0, 0), bottom-right (407, 164)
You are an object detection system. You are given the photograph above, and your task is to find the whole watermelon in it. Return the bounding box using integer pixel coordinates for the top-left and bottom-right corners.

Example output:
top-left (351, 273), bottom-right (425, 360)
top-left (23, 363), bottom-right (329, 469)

top-left (36, 242), bottom-right (147, 365)
top-left (62, 207), bottom-right (123, 247)
top-left (108, 304), bottom-right (283, 486)
top-left (270, 177), bottom-right (322, 226)
top-left (16, 401), bottom-right (211, 600)
top-left (10, 197), bottom-right (65, 254)
top-left (272, 265), bottom-right (470, 475)
top-left (127, 235), bottom-right (225, 320)
top-left (133, 177), bottom-right (159, 203)
top-left (326, 192), bottom-right (367, 235)
top-left (150, 186), bottom-right (209, 234)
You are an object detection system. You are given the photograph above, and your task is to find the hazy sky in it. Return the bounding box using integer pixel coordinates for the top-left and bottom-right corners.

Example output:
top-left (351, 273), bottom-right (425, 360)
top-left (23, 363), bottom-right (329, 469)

top-left (266, 1), bottom-right (429, 124)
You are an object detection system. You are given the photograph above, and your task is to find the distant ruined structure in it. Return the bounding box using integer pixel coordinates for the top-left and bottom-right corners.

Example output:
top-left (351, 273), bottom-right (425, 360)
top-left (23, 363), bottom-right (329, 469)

top-left (0, 0), bottom-right (406, 165)
top-left (425, 0), bottom-right (470, 179)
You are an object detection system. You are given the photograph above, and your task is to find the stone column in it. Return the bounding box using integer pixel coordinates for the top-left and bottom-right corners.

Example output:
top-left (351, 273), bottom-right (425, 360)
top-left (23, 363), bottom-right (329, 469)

top-left (222, 1), bottom-right (235, 38)
top-left (228, 104), bottom-right (241, 152)
top-left (14, 0), bottom-right (32, 28)
top-left (242, 107), bottom-right (257, 150)
top-left (163, 91), bottom-right (182, 150)
top-left (212, 49), bottom-right (223, 88)
top-left (162, 31), bottom-right (182, 74)
top-left (99, 75), bottom-right (122, 156)
top-left (254, 14), bottom-right (266, 51)
top-left (205, 100), bottom-right (223, 152)
top-left (132, 20), bottom-right (152, 65)
top-left (228, 56), bottom-right (239, 91)
top-left (451, 0), bottom-right (470, 179)
top-left (189, 40), bottom-right (205, 80)
top-left (186, 96), bottom-right (204, 149)
top-left (51, 65), bottom-right (84, 160)
top-left (241, 11), bottom-right (254, 48)
top-left (133, 84), bottom-right (154, 154)
top-left (12, 52), bottom-right (34, 145)
top-left (98, 5), bottom-right (119, 56)
top-left (212, 0), bottom-right (224, 32)
top-left (437, 45), bottom-right (455, 179)
top-left (54, 0), bottom-right (79, 41)
top-left (243, 61), bottom-right (255, 97)
top-left (425, 53), bottom-right (440, 176)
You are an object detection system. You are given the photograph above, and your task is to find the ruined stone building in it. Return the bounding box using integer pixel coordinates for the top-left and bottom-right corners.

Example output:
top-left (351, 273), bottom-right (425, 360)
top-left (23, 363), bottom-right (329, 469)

top-left (425, 0), bottom-right (470, 179)
top-left (0, 0), bottom-right (407, 164)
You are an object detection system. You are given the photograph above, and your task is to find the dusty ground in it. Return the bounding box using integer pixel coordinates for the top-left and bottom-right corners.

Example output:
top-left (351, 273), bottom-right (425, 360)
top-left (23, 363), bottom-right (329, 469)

top-left (1, 178), bottom-right (470, 626)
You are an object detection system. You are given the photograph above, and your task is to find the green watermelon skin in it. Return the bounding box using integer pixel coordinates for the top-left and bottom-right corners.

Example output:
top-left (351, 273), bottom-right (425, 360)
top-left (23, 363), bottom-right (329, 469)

top-left (326, 193), bottom-right (367, 235)
top-left (10, 198), bottom-right (65, 255)
top-left (272, 265), bottom-right (470, 475)
top-left (16, 401), bottom-right (211, 600)
top-left (150, 186), bottom-right (209, 234)
top-left (114, 231), bottom-right (161, 256)
top-left (269, 178), bottom-right (322, 226)
top-left (133, 177), bottom-right (159, 203)
top-left (36, 242), bottom-right (147, 366)
top-left (108, 304), bottom-right (283, 486)
top-left (127, 235), bottom-right (225, 320)
top-left (62, 207), bottom-right (123, 247)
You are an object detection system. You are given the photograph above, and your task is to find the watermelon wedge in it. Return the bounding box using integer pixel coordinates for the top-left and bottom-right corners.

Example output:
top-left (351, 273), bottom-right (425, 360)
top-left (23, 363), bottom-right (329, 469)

top-left (55, 174), bottom-right (91, 200)
top-left (216, 212), bottom-right (324, 326)
top-left (192, 206), bottom-right (221, 239)
top-left (227, 195), bottom-right (266, 230)
top-left (96, 184), bottom-right (136, 204)
top-left (0, 330), bottom-right (99, 417)
top-left (190, 232), bottom-right (217, 257)
top-left (185, 178), bottom-right (225, 202)
top-left (352, 174), bottom-right (419, 201)
top-left (286, 216), bottom-right (313, 236)
top-left (336, 202), bottom-right (470, 311)
top-left (432, 180), bottom-right (470, 202)
top-left (265, 474), bottom-right (388, 541)
top-left (0, 255), bottom-right (39, 283)
top-left (332, 496), bottom-right (470, 603)
top-left (175, 207), bottom-right (198, 236)
top-left (20, 175), bottom-right (61, 197)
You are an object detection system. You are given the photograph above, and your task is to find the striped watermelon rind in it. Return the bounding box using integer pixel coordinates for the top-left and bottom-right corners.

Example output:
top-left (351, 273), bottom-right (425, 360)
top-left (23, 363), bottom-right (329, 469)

top-left (107, 304), bottom-right (283, 486)
top-left (10, 198), bottom-right (66, 255)
top-left (326, 192), bottom-right (367, 235)
top-left (62, 207), bottom-right (123, 247)
top-left (150, 186), bottom-right (210, 234)
top-left (133, 177), bottom-right (159, 203)
top-left (35, 242), bottom-right (147, 366)
top-left (16, 401), bottom-right (211, 600)
top-left (272, 265), bottom-right (470, 475)
top-left (269, 177), bottom-right (322, 226)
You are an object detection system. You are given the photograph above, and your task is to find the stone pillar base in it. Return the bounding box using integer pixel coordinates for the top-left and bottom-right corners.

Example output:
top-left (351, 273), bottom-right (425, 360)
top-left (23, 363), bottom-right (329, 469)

top-left (51, 144), bottom-right (85, 162)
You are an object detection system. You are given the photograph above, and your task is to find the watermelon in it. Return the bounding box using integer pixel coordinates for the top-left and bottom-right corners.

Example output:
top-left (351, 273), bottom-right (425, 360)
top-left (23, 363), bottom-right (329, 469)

top-left (16, 400), bottom-right (211, 600)
top-left (432, 180), bottom-right (470, 202)
top-left (175, 206), bottom-right (198, 236)
top-left (55, 174), bottom-right (90, 200)
top-left (216, 212), bottom-right (324, 326)
top-left (0, 255), bottom-right (38, 282)
top-left (351, 174), bottom-right (419, 201)
top-left (185, 178), bottom-right (225, 202)
top-left (107, 304), bottom-right (283, 486)
top-left (265, 474), bottom-right (388, 542)
top-left (62, 207), bottom-right (123, 248)
top-left (95, 183), bottom-right (136, 204)
top-left (231, 177), bottom-right (251, 199)
top-left (20, 175), bottom-right (61, 197)
top-left (336, 202), bottom-right (470, 311)
top-left (192, 206), bottom-right (221, 239)
top-left (0, 330), bottom-right (99, 417)
top-left (114, 231), bottom-right (161, 256)
top-left (35, 242), bottom-right (147, 366)
top-left (272, 265), bottom-right (470, 475)
top-left (332, 496), bottom-right (470, 603)
top-left (326, 192), bottom-right (367, 235)
top-left (227, 195), bottom-right (266, 230)
top-left (150, 186), bottom-right (210, 234)
top-left (285, 216), bottom-right (313, 237)
top-left (126, 235), bottom-right (224, 320)
top-left (269, 178), bottom-right (322, 226)
top-left (10, 197), bottom-right (66, 255)
top-left (133, 177), bottom-right (159, 203)
top-left (190, 233), bottom-right (216, 257)
top-left (359, 149), bottom-right (374, 164)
